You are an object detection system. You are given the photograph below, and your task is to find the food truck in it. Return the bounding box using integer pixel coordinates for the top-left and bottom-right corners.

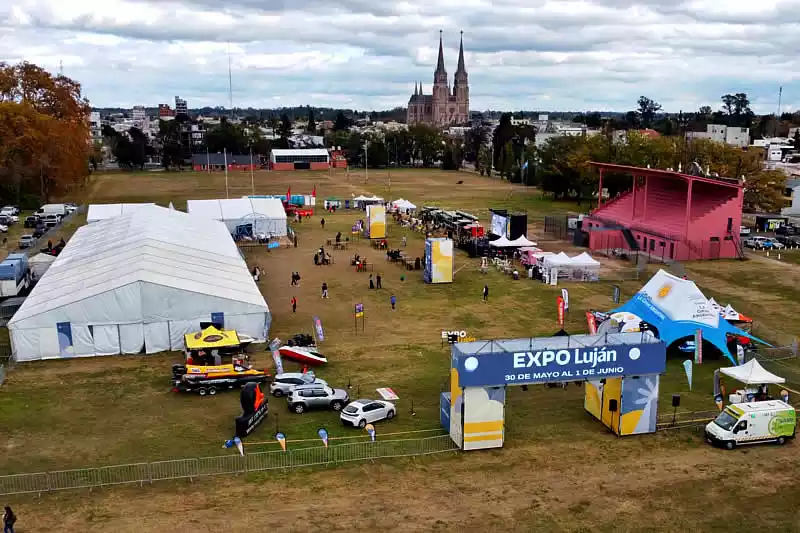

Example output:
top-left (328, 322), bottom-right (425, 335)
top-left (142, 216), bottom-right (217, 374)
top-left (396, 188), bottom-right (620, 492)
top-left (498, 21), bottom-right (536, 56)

top-left (705, 401), bottom-right (796, 450)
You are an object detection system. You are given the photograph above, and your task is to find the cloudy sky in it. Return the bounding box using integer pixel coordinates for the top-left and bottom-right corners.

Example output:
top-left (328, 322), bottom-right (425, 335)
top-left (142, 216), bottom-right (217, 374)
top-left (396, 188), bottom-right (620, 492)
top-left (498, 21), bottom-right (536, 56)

top-left (2, 0), bottom-right (799, 113)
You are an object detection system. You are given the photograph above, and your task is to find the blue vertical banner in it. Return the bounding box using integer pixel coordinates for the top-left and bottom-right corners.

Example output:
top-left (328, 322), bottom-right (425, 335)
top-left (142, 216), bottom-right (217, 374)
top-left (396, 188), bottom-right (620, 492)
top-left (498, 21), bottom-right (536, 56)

top-left (211, 313), bottom-right (225, 328)
top-left (56, 322), bottom-right (73, 357)
top-left (313, 316), bottom-right (324, 342)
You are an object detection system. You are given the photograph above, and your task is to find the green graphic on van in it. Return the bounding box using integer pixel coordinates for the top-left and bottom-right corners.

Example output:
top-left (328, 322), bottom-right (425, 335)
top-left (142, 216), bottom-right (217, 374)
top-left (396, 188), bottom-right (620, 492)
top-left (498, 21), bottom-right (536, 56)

top-left (768, 410), bottom-right (797, 437)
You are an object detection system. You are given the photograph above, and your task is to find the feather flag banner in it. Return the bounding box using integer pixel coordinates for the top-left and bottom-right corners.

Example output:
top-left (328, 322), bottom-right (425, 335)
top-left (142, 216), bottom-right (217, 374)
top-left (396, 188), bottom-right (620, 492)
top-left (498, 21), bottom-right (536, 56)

top-left (683, 359), bottom-right (693, 391)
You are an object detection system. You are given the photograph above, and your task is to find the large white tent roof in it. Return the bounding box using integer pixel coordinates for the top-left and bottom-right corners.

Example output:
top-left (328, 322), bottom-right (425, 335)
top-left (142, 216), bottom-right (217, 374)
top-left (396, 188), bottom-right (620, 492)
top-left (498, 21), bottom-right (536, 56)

top-left (720, 359), bottom-right (785, 385)
top-left (638, 269), bottom-right (719, 328)
top-left (9, 206), bottom-right (268, 328)
top-left (186, 197), bottom-right (285, 222)
top-left (87, 203), bottom-right (156, 223)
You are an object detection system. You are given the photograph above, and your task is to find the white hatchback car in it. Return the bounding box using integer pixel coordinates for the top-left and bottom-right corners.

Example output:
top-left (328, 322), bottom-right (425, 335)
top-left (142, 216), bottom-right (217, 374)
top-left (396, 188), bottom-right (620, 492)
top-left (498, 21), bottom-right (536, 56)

top-left (340, 399), bottom-right (396, 428)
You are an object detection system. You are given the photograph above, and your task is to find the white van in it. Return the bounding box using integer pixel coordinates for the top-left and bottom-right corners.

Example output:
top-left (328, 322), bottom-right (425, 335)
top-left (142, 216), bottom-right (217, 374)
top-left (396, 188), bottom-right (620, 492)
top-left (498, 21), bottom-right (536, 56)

top-left (35, 203), bottom-right (67, 217)
top-left (705, 401), bottom-right (796, 450)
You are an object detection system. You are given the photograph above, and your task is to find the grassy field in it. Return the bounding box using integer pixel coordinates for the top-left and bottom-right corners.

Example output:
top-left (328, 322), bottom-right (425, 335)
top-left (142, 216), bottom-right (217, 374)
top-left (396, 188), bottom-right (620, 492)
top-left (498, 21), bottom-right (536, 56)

top-left (2, 168), bottom-right (800, 532)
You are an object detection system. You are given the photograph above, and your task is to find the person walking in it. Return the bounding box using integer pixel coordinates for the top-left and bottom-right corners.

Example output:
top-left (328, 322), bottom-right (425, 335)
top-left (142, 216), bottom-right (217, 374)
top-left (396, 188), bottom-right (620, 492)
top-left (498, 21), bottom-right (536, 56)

top-left (376, 274), bottom-right (382, 289)
top-left (293, 234), bottom-right (298, 248)
top-left (291, 272), bottom-right (297, 286)
top-left (369, 274), bottom-right (375, 289)
top-left (390, 294), bottom-right (397, 310)
top-left (321, 217), bottom-right (325, 228)
top-left (321, 282), bottom-right (328, 299)
top-left (482, 284), bottom-right (489, 302)
top-left (291, 296), bottom-right (297, 313)
top-left (402, 235), bottom-right (407, 247)
top-left (3, 506), bottom-right (16, 533)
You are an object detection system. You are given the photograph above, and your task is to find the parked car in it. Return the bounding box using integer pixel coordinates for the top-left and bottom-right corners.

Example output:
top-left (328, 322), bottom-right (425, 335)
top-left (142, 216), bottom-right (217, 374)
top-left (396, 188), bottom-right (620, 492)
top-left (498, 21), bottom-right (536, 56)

top-left (65, 203), bottom-right (78, 214)
top-left (765, 238), bottom-right (785, 250)
top-left (744, 236), bottom-right (773, 249)
top-left (32, 225), bottom-right (46, 239)
top-left (340, 399), bottom-right (396, 428)
top-left (269, 372), bottom-right (328, 397)
top-left (0, 206), bottom-right (19, 216)
top-left (18, 235), bottom-right (35, 248)
top-left (24, 215), bottom-right (39, 228)
top-left (775, 225), bottom-right (796, 236)
top-left (739, 226), bottom-right (751, 236)
top-left (0, 224), bottom-right (7, 233)
top-left (0, 215), bottom-right (14, 226)
top-left (42, 214), bottom-right (61, 228)
top-left (287, 384), bottom-right (349, 413)
top-left (776, 235), bottom-right (800, 247)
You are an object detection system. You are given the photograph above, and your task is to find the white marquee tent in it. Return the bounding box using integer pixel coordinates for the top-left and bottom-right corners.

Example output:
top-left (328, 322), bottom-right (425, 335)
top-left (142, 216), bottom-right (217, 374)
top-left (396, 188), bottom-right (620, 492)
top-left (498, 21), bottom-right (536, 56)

top-left (87, 203), bottom-right (156, 223)
top-left (489, 236), bottom-right (516, 247)
top-left (8, 206), bottom-right (270, 361)
top-left (543, 252), bottom-right (600, 282)
top-left (720, 359), bottom-right (785, 385)
top-left (186, 197), bottom-right (287, 237)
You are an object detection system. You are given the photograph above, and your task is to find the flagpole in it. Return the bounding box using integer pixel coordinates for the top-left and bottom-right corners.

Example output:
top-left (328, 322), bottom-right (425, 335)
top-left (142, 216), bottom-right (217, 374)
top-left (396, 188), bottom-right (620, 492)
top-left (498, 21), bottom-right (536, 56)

top-left (250, 147), bottom-right (255, 196)
top-left (224, 148), bottom-right (229, 199)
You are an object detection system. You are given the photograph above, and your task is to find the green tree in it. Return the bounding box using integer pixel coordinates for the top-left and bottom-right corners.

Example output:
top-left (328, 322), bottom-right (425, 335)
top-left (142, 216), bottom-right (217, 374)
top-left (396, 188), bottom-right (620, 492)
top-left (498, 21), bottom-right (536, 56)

top-left (277, 114), bottom-right (293, 149)
top-left (408, 123), bottom-right (441, 167)
top-left (585, 112), bottom-right (603, 128)
top-left (464, 122), bottom-right (490, 163)
top-left (333, 111), bottom-right (351, 131)
top-left (492, 113), bottom-right (514, 171)
top-left (307, 108), bottom-right (316, 133)
top-left (158, 119), bottom-right (185, 170)
top-left (205, 121), bottom-right (247, 153)
top-left (744, 170), bottom-right (786, 212)
top-left (477, 145), bottom-right (492, 176)
top-left (636, 96), bottom-right (662, 128)
top-left (794, 129), bottom-right (800, 151)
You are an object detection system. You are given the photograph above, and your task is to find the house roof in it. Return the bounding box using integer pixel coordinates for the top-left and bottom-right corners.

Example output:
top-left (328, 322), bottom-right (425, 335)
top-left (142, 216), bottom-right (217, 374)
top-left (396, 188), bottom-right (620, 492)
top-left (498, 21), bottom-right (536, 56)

top-left (271, 149), bottom-right (329, 157)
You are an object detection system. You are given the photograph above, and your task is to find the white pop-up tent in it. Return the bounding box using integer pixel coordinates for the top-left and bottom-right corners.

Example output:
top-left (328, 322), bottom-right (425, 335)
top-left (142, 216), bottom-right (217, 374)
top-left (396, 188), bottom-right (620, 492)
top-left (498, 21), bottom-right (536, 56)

top-left (186, 197), bottom-right (287, 237)
top-left (489, 236), bottom-right (516, 247)
top-left (28, 253), bottom-right (57, 278)
top-left (8, 205), bottom-right (270, 361)
top-left (543, 252), bottom-right (600, 282)
top-left (87, 203), bottom-right (156, 223)
top-left (508, 235), bottom-right (537, 247)
top-left (720, 359), bottom-right (785, 385)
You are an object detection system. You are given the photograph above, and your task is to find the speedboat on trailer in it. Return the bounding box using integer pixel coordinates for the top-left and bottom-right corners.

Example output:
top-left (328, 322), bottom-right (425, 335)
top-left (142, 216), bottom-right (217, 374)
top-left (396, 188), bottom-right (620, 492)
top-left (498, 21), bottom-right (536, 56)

top-left (278, 346), bottom-right (328, 366)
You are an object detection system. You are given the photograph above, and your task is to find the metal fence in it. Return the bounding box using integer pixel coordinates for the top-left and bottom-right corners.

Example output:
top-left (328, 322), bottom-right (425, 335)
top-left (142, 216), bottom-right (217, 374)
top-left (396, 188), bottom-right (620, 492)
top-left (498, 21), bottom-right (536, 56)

top-left (0, 434), bottom-right (457, 496)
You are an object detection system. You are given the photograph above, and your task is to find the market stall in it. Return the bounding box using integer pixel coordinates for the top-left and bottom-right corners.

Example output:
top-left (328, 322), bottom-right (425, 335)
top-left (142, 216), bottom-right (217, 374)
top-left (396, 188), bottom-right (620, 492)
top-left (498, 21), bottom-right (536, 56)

top-left (719, 359), bottom-right (785, 403)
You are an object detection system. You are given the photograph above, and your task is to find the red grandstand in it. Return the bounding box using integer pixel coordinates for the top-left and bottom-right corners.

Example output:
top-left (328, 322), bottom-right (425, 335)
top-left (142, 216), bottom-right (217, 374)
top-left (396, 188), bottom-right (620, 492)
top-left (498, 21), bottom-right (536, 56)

top-left (583, 162), bottom-right (745, 261)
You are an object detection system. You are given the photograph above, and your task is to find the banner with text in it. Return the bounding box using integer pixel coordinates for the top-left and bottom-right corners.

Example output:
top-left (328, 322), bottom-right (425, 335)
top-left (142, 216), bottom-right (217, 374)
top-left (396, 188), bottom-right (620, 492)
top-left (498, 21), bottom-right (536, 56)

top-left (455, 342), bottom-right (666, 387)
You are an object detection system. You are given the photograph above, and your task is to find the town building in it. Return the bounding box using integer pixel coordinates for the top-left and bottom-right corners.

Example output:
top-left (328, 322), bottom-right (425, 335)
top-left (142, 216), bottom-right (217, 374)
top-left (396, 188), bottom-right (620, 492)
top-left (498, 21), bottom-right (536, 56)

top-left (175, 96), bottom-right (188, 116)
top-left (269, 149), bottom-right (330, 171)
top-left (686, 124), bottom-right (750, 148)
top-left (407, 31), bottom-right (469, 127)
top-left (191, 153), bottom-right (261, 172)
top-left (158, 104), bottom-right (176, 118)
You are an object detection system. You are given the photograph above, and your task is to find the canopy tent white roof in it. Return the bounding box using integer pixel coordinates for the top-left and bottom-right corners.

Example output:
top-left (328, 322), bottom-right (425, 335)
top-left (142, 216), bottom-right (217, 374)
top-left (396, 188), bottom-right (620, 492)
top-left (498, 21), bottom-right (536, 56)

top-left (186, 197), bottom-right (287, 237)
top-left (87, 203), bottom-right (156, 223)
top-left (569, 252), bottom-right (601, 266)
top-left (543, 252), bottom-right (572, 266)
top-left (489, 236), bottom-right (516, 247)
top-left (392, 199), bottom-right (417, 210)
top-left (8, 206), bottom-right (270, 361)
top-left (508, 236), bottom-right (537, 247)
top-left (519, 246), bottom-right (541, 252)
top-left (637, 270), bottom-right (720, 328)
top-left (719, 359), bottom-right (785, 385)
top-left (28, 253), bottom-right (57, 278)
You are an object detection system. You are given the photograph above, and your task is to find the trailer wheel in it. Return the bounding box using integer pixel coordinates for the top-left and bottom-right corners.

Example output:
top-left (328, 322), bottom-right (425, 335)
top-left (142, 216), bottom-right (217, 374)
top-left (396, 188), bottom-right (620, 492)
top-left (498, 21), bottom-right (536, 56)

top-left (208, 387), bottom-right (217, 396)
top-left (777, 436), bottom-right (786, 445)
top-left (725, 441), bottom-right (735, 450)
top-left (198, 388), bottom-right (207, 396)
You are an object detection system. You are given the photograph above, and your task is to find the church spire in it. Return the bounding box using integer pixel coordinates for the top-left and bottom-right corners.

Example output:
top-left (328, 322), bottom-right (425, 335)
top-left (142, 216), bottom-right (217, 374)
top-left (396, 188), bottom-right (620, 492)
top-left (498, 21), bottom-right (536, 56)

top-left (435, 30), bottom-right (446, 76)
top-left (414, 82), bottom-right (418, 96)
top-left (456, 30), bottom-right (466, 74)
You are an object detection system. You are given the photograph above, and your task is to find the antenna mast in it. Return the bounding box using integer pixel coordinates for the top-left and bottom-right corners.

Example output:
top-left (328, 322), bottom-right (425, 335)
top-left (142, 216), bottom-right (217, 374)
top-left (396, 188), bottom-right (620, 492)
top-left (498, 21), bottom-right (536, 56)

top-left (227, 41), bottom-right (234, 119)
top-left (59, 60), bottom-right (63, 76)
top-left (776, 86), bottom-right (783, 137)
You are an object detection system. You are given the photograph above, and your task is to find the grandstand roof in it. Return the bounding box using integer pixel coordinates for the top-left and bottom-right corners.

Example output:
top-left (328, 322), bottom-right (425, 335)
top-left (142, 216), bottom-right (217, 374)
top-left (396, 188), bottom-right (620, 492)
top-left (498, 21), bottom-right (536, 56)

top-left (589, 162), bottom-right (743, 190)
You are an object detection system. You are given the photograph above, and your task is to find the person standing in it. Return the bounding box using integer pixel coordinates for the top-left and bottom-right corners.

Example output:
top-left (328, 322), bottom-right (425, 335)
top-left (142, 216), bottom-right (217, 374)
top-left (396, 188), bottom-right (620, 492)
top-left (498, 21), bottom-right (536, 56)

top-left (402, 235), bottom-right (407, 247)
top-left (321, 217), bottom-right (325, 228)
top-left (293, 234), bottom-right (298, 248)
top-left (482, 284), bottom-right (489, 301)
top-left (369, 274), bottom-right (375, 289)
top-left (390, 294), bottom-right (397, 310)
top-left (291, 272), bottom-right (297, 286)
top-left (3, 506), bottom-right (16, 533)
top-left (376, 274), bottom-right (382, 289)
top-left (291, 296), bottom-right (297, 313)
top-left (322, 282), bottom-right (328, 299)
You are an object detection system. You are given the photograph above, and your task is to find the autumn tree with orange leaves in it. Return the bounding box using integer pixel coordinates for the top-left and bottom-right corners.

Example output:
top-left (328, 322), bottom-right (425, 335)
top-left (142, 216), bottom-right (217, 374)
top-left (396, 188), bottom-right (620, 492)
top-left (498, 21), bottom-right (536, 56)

top-left (0, 62), bottom-right (91, 205)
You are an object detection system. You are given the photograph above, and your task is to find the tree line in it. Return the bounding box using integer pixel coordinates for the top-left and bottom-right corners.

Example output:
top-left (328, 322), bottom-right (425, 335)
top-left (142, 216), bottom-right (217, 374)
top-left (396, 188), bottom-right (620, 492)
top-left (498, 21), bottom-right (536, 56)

top-left (0, 62), bottom-right (91, 206)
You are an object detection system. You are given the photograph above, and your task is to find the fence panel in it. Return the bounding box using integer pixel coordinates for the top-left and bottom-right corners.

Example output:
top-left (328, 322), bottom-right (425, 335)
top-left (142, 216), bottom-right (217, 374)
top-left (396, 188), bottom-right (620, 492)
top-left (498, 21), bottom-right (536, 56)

top-left (0, 472), bottom-right (49, 496)
top-left (149, 458), bottom-right (199, 481)
top-left (48, 468), bottom-right (100, 491)
top-left (96, 463), bottom-right (149, 487)
top-left (0, 434), bottom-right (458, 496)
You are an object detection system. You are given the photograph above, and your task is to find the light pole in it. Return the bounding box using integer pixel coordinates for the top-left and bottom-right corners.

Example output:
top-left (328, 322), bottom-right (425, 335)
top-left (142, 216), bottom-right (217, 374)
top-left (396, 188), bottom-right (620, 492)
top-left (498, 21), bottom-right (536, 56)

top-left (364, 140), bottom-right (370, 184)
top-left (249, 145), bottom-right (255, 196)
